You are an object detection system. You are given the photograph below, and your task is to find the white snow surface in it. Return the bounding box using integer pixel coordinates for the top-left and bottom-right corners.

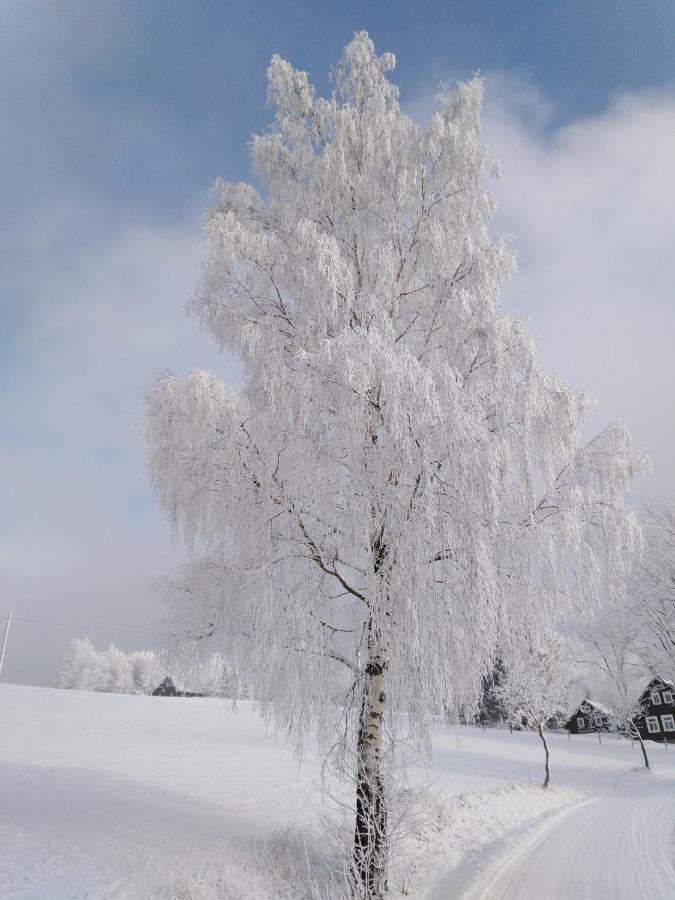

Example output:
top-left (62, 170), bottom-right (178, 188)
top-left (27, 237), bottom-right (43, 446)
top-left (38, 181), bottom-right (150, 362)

top-left (462, 786), bottom-right (673, 900)
top-left (1, 684), bottom-right (674, 899)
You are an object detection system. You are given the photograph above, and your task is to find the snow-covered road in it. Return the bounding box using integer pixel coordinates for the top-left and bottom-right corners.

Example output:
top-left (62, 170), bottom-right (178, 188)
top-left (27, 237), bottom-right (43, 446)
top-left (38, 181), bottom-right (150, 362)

top-left (465, 783), bottom-right (675, 899)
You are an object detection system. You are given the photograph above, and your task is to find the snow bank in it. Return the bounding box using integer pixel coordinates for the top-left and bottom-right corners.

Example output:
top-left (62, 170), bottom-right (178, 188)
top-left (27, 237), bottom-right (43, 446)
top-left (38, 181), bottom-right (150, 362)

top-left (1, 684), bottom-right (673, 898)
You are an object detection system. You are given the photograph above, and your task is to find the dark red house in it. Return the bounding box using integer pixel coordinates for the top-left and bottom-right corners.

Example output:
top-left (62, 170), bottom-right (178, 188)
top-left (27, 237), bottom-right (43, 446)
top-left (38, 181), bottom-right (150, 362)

top-left (635, 676), bottom-right (675, 743)
top-left (565, 699), bottom-right (617, 734)
top-left (152, 676), bottom-right (204, 698)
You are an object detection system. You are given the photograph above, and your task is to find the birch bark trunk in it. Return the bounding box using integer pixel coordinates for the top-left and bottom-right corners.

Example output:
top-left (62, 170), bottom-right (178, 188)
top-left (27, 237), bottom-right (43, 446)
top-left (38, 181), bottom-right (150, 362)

top-left (353, 638), bottom-right (387, 898)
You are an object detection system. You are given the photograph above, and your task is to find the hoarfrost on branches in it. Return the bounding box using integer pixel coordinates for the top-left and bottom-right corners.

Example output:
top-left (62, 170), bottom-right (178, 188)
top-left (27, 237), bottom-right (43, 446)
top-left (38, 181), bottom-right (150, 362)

top-left (145, 32), bottom-right (646, 895)
top-left (632, 505), bottom-right (675, 672)
top-left (493, 630), bottom-right (570, 788)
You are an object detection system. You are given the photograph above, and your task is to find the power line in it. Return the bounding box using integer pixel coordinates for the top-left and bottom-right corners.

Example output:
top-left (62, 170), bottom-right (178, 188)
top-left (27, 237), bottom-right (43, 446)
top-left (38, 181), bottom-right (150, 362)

top-left (10, 616), bottom-right (164, 637)
top-left (0, 611), bottom-right (12, 678)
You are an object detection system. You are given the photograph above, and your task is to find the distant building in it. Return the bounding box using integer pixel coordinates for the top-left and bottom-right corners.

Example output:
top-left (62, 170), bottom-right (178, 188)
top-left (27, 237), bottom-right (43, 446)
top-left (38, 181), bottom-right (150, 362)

top-left (635, 676), bottom-right (675, 743)
top-left (151, 676), bottom-right (204, 698)
top-left (565, 699), bottom-right (617, 734)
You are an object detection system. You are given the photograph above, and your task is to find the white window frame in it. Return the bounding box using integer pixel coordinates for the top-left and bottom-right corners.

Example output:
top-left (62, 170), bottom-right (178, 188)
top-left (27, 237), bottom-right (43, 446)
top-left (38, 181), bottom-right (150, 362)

top-left (661, 714), bottom-right (675, 733)
top-left (577, 716), bottom-right (585, 730)
top-left (646, 716), bottom-right (661, 733)
top-left (650, 691), bottom-right (662, 705)
top-left (662, 690), bottom-right (673, 704)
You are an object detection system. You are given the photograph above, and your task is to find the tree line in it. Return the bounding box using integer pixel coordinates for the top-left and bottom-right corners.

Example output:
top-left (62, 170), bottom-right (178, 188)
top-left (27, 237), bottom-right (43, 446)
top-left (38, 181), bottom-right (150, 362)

top-left (55, 638), bottom-right (247, 698)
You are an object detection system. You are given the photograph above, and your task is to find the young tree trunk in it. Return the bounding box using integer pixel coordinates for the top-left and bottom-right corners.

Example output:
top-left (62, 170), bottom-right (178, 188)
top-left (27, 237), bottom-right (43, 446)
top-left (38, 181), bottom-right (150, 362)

top-left (632, 726), bottom-right (650, 770)
top-left (537, 722), bottom-right (551, 788)
top-left (353, 641), bottom-right (387, 899)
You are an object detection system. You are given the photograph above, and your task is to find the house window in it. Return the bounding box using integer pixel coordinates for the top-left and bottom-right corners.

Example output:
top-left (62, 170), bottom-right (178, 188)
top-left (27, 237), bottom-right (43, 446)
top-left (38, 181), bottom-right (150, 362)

top-left (650, 691), bottom-right (662, 705)
top-left (577, 717), bottom-right (585, 730)
top-left (646, 716), bottom-right (661, 733)
top-left (661, 715), bottom-right (675, 732)
top-left (662, 690), bottom-right (673, 704)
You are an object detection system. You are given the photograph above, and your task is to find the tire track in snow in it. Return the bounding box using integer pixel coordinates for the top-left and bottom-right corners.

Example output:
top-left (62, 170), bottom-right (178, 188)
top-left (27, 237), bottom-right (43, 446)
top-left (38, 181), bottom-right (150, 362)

top-left (463, 783), bottom-right (675, 899)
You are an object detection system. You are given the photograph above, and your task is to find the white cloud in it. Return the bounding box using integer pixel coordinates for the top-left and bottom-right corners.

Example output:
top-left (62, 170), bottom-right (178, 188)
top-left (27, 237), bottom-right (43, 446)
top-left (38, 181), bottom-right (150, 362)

top-left (407, 75), bottom-right (675, 501)
top-left (479, 78), bottom-right (675, 503)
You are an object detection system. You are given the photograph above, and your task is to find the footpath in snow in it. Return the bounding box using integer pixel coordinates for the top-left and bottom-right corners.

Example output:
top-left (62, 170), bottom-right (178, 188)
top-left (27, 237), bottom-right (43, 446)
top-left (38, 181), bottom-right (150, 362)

top-left (1, 683), bottom-right (674, 898)
top-left (461, 783), bottom-right (673, 899)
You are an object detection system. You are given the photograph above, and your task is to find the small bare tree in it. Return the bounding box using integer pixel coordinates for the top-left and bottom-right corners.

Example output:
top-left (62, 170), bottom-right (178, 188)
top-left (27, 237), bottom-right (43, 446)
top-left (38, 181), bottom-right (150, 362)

top-left (600, 683), bottom-right (651, 770)
top-left (574, 606), bottom-right (651, 769)
top-left (494, 631), bottom-right (570, 788)
top-left (632, 505), bottom-right (675, 673)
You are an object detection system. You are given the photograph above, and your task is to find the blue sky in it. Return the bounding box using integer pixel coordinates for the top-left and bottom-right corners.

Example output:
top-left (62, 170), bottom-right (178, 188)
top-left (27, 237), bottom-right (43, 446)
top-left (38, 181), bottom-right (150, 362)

top-left (2, 1), bottom-right (674, 684)
top-left (3, 1), bottom-right (673, 264)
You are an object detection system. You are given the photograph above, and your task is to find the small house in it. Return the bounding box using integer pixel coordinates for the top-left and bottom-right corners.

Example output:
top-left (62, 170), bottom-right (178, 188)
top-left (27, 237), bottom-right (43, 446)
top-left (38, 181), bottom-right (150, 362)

top-left (635, 676), bottom-right (675, 743)
top-left (152, 676), bottom-right (179, 696)
top-left (565, 699), bottom-right (616, 734)
top-left (152, 676), bottom-right (204, 698)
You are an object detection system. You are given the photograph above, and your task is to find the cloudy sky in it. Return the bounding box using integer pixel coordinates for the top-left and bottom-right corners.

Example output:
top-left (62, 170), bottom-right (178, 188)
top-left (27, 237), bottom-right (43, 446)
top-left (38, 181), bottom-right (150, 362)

top-left (2, 0), bottom-right (674, 686)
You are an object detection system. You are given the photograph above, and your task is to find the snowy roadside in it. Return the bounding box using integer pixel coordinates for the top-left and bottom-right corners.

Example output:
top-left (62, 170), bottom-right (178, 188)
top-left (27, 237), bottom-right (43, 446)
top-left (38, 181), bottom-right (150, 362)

top-left (398, 782), bottom-right (587, 898)
top-left (408, 737), bottom-right (675, 898)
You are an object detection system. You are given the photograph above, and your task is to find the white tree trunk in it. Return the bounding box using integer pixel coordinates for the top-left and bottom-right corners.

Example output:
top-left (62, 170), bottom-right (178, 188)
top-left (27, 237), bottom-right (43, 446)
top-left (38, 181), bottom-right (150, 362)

top-left (353, 636), bottom-right (387, 898)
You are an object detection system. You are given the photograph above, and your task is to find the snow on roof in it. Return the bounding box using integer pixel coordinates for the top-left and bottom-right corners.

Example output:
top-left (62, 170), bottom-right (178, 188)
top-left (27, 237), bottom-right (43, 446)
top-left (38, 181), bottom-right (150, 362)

top-left (646, 675), bottom-right (675, 690)
top-left (579, 699), bottom-right (615, 716)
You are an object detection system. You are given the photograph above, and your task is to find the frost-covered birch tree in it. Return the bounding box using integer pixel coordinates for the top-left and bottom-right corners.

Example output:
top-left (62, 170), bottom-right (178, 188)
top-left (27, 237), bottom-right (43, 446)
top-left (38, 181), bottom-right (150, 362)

top-left (146, 33), bottom-right (645, 897)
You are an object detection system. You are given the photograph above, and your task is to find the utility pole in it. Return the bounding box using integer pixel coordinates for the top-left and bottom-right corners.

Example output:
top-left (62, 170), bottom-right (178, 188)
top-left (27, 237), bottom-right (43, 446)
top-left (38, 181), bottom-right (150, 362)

top-left (0, 610), bottom-right (12, 680)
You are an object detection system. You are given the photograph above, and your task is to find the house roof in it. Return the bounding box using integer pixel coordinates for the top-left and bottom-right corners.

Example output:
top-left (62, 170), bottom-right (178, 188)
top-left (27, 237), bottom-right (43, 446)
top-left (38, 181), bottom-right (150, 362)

top-left (645, 676), bottom-right (675, 691)
top-left (579, 699), bottom-right (615, 716)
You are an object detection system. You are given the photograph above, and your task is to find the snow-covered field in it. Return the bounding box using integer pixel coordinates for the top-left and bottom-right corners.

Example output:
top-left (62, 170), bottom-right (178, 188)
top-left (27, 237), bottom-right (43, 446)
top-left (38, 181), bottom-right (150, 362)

top-left (1, 683), bottom-right (674, 899)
